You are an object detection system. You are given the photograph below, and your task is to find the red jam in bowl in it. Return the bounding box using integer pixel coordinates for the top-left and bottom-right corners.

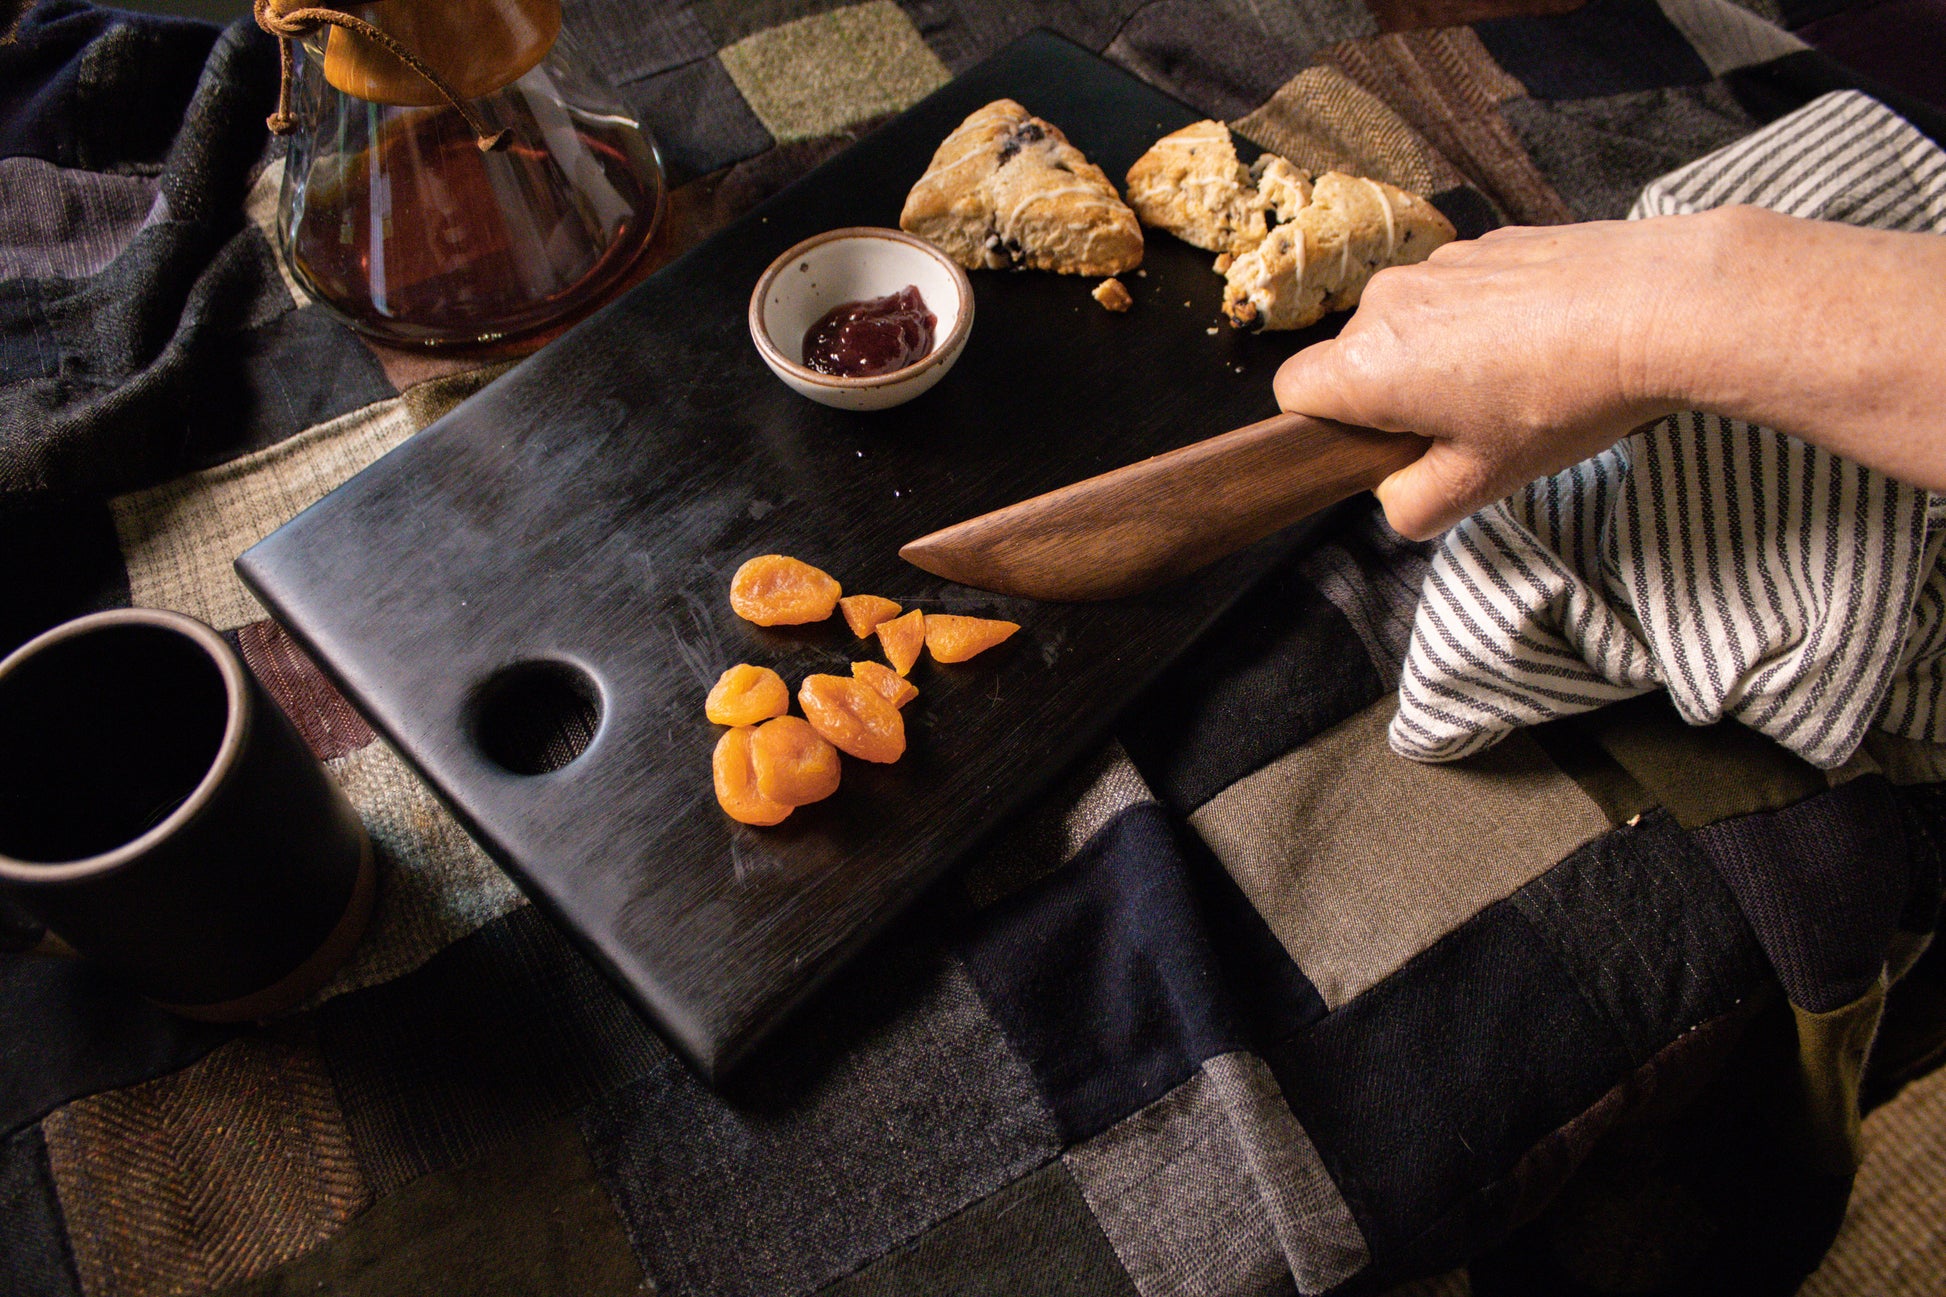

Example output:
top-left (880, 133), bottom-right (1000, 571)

top-left (801, 285), bottom-right (937, 378)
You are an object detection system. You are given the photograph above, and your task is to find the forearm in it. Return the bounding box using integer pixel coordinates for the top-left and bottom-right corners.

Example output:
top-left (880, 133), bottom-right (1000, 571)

top-left (1644, 206), bottom-right (1946, 491)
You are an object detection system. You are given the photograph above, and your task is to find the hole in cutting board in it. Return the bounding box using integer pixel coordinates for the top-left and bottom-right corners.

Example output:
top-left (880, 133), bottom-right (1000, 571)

top-left (470, 660), bottom-right (602, 775)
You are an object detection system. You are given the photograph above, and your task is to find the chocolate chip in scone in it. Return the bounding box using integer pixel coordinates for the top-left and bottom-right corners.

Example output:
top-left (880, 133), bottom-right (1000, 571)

top-left (996, 120), bottom-right (1047, 165)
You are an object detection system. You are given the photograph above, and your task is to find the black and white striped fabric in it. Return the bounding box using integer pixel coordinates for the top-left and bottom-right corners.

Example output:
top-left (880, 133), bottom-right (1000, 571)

top-left (1393, 92), bottom-right (1946, 769)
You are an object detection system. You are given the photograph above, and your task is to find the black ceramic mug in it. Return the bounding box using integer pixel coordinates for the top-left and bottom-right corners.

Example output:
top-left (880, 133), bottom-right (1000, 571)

top-left (0, 608), bottom-right (374, 1020)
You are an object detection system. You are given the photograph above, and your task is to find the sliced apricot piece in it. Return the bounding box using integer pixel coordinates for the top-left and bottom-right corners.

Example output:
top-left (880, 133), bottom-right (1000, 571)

top-left (729, 554), bottom-right (842, 626)
top-left (925, 613), bottom-right (1021, 663)
top-left (705, 663), bottom-right (790, 726)
top-left (838, 594), bottom-right (903, 638)
top-left (876, 608), bottom-right (926, 677)
top-left (713, 727), bottom-right (793, 826)
top-left (799, 674), bottom-right (906, 763)
top-left (853, 659), bottom-right (918, 709)
top-left (751, 716), bottom-right (842, 806)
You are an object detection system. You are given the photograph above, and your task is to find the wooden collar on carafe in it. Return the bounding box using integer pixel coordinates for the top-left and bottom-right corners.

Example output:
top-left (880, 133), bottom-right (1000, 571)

top-left (254, 0), bottom-right (564, 152)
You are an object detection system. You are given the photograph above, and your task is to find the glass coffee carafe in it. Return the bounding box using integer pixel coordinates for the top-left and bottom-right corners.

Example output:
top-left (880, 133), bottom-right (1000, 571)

top-left (262, 0), bottom-right (664, 347)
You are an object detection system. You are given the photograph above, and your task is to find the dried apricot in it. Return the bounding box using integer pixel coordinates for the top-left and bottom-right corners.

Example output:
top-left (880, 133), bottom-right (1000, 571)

top-left (705, 663), bottom-right (789, 726)
top-left (730, 555), bottom-right (842, 626)
top-left (751, 716), bottom-right (842, 806)
top-left (713, 727), bottom-right (793, 826)
top-left (853, 660), bottom-right (918, 709)
top-left (925, 614), bottom-right (1020, 663)
top-left (838, 594), bottom-right (902, 638)
top-left (799, 674), bottom-right (906, 763)
top-left (876, 608), bottom-right (926, 676)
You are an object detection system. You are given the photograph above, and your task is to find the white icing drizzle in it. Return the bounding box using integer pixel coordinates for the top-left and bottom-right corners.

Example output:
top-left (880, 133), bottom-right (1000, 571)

top-left (1003, 181), bottom-right (1119, 231)
top-left (1364, 177), bottom-right (1398, 261)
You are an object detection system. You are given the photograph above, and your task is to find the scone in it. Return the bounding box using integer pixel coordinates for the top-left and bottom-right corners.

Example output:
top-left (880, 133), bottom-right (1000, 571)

top-left (1222, 172), bottom-right (1455, 330)
top-left (1124, 120), bottom-right (1313, 256)
top-left (900, 99), bottom-right (1143, 276)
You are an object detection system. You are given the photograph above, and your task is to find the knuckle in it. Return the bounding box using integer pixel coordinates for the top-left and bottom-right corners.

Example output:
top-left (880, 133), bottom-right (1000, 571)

top-left (1428, 449), bottom-right (1497, 512)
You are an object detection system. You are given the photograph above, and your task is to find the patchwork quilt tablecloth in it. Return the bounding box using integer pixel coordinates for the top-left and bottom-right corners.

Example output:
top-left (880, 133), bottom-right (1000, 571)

top-left (3, 1), bottom-right (1945, 1295)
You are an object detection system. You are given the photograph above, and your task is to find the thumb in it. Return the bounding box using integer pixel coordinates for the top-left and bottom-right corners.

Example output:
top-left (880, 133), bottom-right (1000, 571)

top-left (1273, 338), bottom-right (1366, 425)
top-left (1372, 439), bottom-right (1490, 542)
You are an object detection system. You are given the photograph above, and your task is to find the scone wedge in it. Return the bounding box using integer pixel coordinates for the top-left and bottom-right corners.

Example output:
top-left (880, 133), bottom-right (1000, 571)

top-left (900, 99), bottom-right (1143, 276)
top-left (1222, 172), bottom-right (1455, 330)
top-left (1124, 120), bottom-right (1312, 256)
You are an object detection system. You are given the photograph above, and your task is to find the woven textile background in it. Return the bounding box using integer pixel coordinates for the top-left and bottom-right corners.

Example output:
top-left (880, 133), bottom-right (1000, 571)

top-left (3, 0), bottom-right (1946, 1295)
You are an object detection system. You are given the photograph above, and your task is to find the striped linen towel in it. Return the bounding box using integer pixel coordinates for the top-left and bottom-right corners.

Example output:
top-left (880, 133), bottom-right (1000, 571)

top-left (1393, 91), bottom-right (1946, 768)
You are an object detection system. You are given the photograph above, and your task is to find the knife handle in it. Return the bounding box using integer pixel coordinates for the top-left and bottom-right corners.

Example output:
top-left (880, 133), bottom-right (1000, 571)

top-left (1127, 408), bottom-right (1427, 544)
top-left (901, 413), bottom-right (1427, 601)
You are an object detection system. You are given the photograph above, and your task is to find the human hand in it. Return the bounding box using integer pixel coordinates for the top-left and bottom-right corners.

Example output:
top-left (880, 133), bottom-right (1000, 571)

top-left (1271, 214), bottom-right (1729, 539)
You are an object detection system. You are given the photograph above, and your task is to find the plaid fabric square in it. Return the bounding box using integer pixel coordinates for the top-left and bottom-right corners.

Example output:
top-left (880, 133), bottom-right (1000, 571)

top-left (235, 619), bottom-right (375, 761)
top-left (562, 0), bottom-right (716, 85)
top-left (1268, 809), bottom-right (1762, 1272)
top-left (1502, 80), bottom-right (1758, 218)
top-left (1474, 0), bottom-right (1714, 98)
top-left (0, 156), bottom-right (158, 280)
top-left (1365, 0), bottom-right (1586, 32)
top-left (109, 397), bottom-right (417, 631)
top-left (309, 740), bottom-right (526, 1005)
top-left (1697, 778), bottom-right (1916, 1012)
top-left (1655, 0), bottom-right (1807, 73)
top-left (216, 1118), bottom-right (648, 1297)
top-left (316, 907), bottom-right (660, 1195)
top-left (959, 802), bottom-right (1326, 1142)
top-left (0, 1125), bottom-right (80, 1297)
top-left (1105, 0), bottom-right (1377, 121)
top-left (1191, 700), bottom-right (1609, 1008)
top-left (719, 1), bottom-right (950, 144)
top-left (1320, 27), bottom-right (1577, 224)
top-left (618, 54), bottom-right (777, 179)
top-left (41, 1033), bottom-right (370, 1297)
top-left (822, 1160), bottom-right (1137, 1296)
top-left (959, 740), bottom-right (1156, 910)
top-left (0, 946), bottom-right (233, 1139)
top-left (579, 954), bottom-right (1058, 1296)
top-left (1800, 1064), bottom-right (1946, 1295)
top-left (1118, 563), bottom-right (1386, 814)
top-left (1064, 1051), bottom-right (1368, 1296)
top-left (895, 0), bottom-right (1148, 71)
top-left (1233, 63), bottom-right (1465, 196)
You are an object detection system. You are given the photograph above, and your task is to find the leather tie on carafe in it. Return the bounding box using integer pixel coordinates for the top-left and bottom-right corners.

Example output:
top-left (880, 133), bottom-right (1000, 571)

top-left (253, 0), bottom-right (514, 152)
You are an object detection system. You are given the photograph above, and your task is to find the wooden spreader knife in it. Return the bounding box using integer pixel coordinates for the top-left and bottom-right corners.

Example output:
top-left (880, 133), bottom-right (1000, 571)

top-left (899, 413), bottom-right (1429, 601)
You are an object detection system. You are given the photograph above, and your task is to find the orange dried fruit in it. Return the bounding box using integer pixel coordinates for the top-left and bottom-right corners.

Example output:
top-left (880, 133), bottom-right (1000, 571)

top-left (925, 613), bottom-right (1021, 663)
top-left (713, 727), bottom-right (793, 826)
top-left (853, 660), bottom-right (918, 709)
top-left (799, 674), bottom-right (906, 763)
top-left (876, 608), bottom-right (926, 676)
top-left (838, 594), bottom-right (903, 638)
top-left (729, 554), bottom-right (842, 626)
top-left (705, 663), bottom-right (789, 726)
top-left (750, 716), bottom-right (842, 807)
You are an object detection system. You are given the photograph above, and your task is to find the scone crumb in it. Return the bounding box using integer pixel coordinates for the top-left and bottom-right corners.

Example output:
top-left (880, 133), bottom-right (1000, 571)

top-left (1214, 252), bottom-right (1234, 274)
top-left (1093, 277), bottom-right (1134, 312)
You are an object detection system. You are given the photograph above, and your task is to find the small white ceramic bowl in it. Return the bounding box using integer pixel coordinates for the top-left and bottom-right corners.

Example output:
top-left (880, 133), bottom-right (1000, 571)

top-left (749, 227), bottom-right (974, 411)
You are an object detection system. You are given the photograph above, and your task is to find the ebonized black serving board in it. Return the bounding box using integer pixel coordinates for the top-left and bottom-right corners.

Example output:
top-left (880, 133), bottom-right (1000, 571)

top-left (239, 30), bottom-right (1344, 1079)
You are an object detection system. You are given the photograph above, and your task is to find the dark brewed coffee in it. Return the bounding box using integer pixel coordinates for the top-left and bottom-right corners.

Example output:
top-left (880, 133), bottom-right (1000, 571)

top-left (0, 623), bottom-right (230, 863)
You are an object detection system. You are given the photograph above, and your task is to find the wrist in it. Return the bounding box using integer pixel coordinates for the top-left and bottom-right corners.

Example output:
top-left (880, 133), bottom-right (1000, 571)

top-left (1622, 206), bottom-right (1777, 419)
